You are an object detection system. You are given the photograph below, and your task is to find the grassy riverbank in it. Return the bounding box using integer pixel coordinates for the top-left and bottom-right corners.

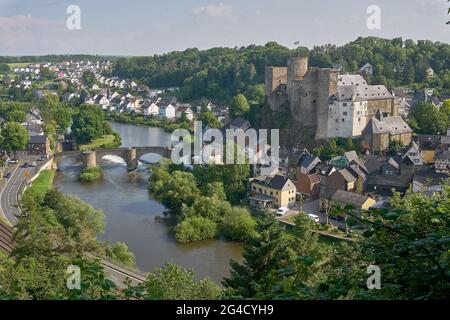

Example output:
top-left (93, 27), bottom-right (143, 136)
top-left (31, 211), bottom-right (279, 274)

top-left (24, 169), bottom-right (55, 199)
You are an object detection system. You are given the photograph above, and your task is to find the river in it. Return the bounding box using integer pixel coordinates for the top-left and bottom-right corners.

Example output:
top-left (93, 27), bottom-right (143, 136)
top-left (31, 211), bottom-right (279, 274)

top-left (54, 122), bottom-right (243, 283)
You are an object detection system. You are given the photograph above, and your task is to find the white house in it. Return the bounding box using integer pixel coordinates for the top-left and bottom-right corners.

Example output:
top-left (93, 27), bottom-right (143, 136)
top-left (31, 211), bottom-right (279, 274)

top-left (94, 94), bottom-right (110, 109)
top-left (176, 105), bottom-right (194, 121)
top-left (143, 102), bottom-right (159, 116)
top-left (159, 104), bottom-right (176, 119)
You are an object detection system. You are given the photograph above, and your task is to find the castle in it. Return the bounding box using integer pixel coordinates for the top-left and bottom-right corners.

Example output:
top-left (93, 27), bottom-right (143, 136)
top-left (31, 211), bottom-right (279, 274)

top-left (265, 57), bottom-right (398, 140)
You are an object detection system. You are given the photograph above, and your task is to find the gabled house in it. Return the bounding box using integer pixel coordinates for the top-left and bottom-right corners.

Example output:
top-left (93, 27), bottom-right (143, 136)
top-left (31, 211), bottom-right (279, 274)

top-left (249, 174), bottom-right (297, 209)
top-left (401, 141), bottom-right (425, 166)
top-left (297, 149), bottom-right (321, 174)
top-left (362, 112), bottom-right (413, 153)
top-left (326, 168), bottom-right (358, 192)
top-left (158, 103), bottom-right (176, 119)
top-left (143, 102), bottom-right (159, 116)
top-left (94, 94), bottom-right (109, 109)
top-left (320, 189), bottom-right (376, 212)
top-left (176, 105), bottom-right (194, 121)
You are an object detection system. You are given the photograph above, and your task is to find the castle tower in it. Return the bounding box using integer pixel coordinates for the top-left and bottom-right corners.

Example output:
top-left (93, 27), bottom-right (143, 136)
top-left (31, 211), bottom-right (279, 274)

top-left (315, 69), bottom-right (339, 140)
top-left (265, 66), bottom-right (287, 95)
top-left (287, 57), bottom-right (308, 91)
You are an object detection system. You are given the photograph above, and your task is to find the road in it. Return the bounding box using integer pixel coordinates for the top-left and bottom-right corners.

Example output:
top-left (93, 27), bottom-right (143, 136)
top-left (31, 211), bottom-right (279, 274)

top-left (0, 158), bottom-right (40, 225)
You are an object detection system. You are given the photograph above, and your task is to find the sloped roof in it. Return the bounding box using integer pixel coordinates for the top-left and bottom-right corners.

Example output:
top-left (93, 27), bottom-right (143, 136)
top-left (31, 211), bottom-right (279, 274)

top-left (339, 168), bottom-right (357, 183)
top-left (331, 190), bottom-right (373, 207)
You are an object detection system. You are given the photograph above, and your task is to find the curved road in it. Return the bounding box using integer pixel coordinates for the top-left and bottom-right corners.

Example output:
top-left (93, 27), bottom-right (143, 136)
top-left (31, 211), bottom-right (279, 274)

top-left (0, 159), bottom-right (39, 225)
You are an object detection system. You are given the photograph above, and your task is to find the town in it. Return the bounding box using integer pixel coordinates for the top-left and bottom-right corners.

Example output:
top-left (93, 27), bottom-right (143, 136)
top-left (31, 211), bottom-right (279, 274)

top-left (0, 35), bottom-right (449, 301)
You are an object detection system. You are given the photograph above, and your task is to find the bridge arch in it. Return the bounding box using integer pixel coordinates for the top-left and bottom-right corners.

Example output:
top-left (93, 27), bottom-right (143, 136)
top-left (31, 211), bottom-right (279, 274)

top-left (78, 146), bottom-right (172, 171)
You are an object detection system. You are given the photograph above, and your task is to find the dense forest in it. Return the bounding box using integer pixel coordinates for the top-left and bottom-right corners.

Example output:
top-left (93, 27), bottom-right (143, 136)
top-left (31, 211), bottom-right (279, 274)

top-left (112, 37), bottom-right (450, 104)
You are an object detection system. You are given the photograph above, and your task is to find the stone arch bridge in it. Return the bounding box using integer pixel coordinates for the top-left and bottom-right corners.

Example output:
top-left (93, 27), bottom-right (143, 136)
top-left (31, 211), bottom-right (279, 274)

top-left (57, 146), bottom-right (172, 171)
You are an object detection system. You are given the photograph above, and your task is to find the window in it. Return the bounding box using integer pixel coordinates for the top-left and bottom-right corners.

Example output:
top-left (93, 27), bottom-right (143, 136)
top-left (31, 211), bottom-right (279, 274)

top-left (343, 103), bottom-right (347, 107)
top-left (342, 119), bottom-right (345, 122)
top-left (343, 112), bottom-right (348, 116)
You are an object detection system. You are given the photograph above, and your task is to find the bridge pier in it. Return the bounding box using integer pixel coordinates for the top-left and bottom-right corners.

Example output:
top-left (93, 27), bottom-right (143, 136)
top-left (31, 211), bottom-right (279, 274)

top-left (82, 151), bottom-right (97, 169)
top-left (124, 148), bottom-right (138, 171)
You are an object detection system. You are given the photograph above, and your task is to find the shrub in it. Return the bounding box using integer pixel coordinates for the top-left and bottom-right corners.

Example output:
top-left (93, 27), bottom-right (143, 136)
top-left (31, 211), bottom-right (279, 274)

top-left (174, 216), bottom-right (218, 243)
top-left (79, 166), bottom-right (102, 182)
top-left (221, 207), bottom-right (257, 241)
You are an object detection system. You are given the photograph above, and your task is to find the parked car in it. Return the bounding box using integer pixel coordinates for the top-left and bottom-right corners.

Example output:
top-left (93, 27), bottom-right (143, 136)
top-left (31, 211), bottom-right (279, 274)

top-left (22, 162), bottom-right (29, 168)
top-left (8, 159), bottom-right (18, 164)
top-left (308, 214), bottom-right (320, 223)
top-left (276, 207), bottom-right (289, 216)
top-left (31, 162), bottom-right (37, 167)
top-left (3, 172), bottom-right (12, 179)
top-left (38, 156), bottom-right (47, 161)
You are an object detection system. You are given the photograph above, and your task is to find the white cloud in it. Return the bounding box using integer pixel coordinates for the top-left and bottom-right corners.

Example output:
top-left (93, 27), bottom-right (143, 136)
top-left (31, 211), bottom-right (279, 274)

top-left (193, 3), bottom-right (233, 18)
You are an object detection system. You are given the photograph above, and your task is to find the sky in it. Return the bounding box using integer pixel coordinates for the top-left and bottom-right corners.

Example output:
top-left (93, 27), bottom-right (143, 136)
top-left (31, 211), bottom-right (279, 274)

top-left (0, 0), bottom-right (449, 56)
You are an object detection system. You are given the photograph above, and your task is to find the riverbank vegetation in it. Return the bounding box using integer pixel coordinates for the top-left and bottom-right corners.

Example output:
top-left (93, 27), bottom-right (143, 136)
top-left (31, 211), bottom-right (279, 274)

top-left (149, 160), bottom-right (254, 244)
top-left (79, 166), bottom-right (103, 182)
top-left (23, 169), bottom-right (55, 200)
top-left (106, 112), bottom-right (191, 132)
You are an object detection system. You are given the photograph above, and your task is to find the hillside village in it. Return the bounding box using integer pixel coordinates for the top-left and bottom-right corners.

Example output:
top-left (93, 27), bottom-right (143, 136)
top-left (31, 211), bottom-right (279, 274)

top-left (0, 55), bottom-right (449, 237)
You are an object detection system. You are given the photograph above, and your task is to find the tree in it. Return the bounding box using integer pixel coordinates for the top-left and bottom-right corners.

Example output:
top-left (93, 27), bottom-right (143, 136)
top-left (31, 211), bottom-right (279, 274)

top-left (409, 102), bottom-right (448, 135)
top-left (0, 122), bottom-right (29, 152)
top-left (0, 63), bottom-right (10, 73)
top-left (82, 71), bottom-right (96, 87)
top-left (137, 262), bottom-right (221, 300)
top-left (203, 181), bottom-right (227, 201)
top-left (221, 207), bottom-right (257, 241)
top-left (105, 242), bottom-right (135, 267)
top-left (6, 110), bottom-right (26, 123)
top-left (174, 216), bottom-right (218, 243)
top-left (71, 104), bottom-right (111, 143)
top-left (223, 213), bottom-right (291, 298)
top-left (387, 140), bottom-right (404, 156)
top-left (230, 94), bottom-right (250, 118)
top-left (200, 111), bottom-right (222, 129)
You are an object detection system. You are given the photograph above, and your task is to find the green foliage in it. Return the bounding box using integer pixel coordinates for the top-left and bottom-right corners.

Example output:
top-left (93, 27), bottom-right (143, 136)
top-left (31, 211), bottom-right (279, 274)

top-left (0, 122), bottom-right (29, 152)
top-left (137, 262), bottom-right (221, 300)
top-left (409, 102), bottom-right (449, 135)
top-left (23, 170), bottom-right (55, 201)
top-left (6, 110), bottom-right (26, 123)
top-left (0, 63), bottom-right (10, 73)
top-left (174, 216), bottom-right (218, 243)
top-left (221, 207), bottom-right (257, 241)
top-left (71, 104), bottom-right (112, 143)
top-left (79, 166), bottom-right (103, 182)
top-left (200, 111), bottom-right (222, 129)
top-left (82, 71), bottom-right (96, 87)
top-left (387, 140), bottom-right (404, 156)
top-left (230, 94), bottom-right (250, 118)
top-left (105, 242), bottom-right (135, 267)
